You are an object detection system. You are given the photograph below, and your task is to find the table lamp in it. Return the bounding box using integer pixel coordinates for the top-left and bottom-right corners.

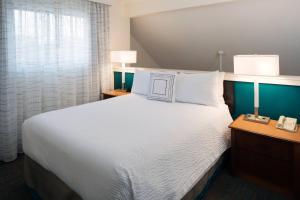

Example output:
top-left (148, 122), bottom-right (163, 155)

top-left (234, 55), bottom-right (280, 124)
top-left (111, 51), bottom-right (137, 90)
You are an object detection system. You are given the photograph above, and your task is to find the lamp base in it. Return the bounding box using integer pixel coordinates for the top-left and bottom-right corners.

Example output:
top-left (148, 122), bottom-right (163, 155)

top-left (244, 114), bottom-right (270, 124)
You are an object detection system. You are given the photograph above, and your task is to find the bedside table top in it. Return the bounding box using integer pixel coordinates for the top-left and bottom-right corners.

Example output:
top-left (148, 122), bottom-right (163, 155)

top-left (103, 89), bottom-right (130, 96)
top-left (229, 115), bottom-right (300, 144)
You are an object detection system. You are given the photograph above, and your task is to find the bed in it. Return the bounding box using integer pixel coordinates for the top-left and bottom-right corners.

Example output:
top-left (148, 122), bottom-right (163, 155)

top-left (22, 81), bottom-right (234, 200)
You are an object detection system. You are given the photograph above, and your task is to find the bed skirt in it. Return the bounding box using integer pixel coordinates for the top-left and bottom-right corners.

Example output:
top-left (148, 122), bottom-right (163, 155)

top-left (24, 152), bottom-right (228, 200)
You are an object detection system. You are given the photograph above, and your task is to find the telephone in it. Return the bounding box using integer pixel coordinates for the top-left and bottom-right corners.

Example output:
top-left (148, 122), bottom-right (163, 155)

top-left (276, 116), bottom-right (298, 132)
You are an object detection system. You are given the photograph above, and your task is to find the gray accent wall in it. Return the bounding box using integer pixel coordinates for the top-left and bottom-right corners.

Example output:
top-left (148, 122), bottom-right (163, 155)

top-left (131, 35), bottom-right (161, 68)
top-left (130, 0), bottom-right (300, 75)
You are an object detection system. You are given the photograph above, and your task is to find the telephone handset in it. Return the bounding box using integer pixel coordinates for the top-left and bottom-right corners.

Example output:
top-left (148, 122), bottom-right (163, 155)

top-left (276, 116), bottom-right (298, 132)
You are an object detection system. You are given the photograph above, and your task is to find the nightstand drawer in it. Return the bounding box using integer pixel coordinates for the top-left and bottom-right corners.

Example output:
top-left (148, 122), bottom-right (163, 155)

top-left (236, 149), bottom-right (292, 187)
top-left (235, 130), bottom-right (293, 161)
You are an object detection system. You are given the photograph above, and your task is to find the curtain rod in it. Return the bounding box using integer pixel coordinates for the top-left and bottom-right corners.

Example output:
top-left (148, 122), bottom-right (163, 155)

top-left (89, 0), bottom-right (112, 6)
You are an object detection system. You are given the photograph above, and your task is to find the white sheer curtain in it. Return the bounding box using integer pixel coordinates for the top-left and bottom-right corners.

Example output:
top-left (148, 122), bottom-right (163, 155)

top-left (0, 0), bottom-right (112, 162)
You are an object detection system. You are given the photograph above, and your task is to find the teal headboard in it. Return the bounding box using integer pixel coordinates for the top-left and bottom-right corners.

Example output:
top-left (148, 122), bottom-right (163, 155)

top-left (114, 72), bottom-right (300, 121)
top-left (260, 84), bottom-right (300, 120)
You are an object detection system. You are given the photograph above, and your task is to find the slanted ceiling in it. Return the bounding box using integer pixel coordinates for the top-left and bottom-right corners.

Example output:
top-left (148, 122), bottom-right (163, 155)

top-left (125, 0), bottom-right (237, 17)
top-left (130, 0), bottom-right (300, 75)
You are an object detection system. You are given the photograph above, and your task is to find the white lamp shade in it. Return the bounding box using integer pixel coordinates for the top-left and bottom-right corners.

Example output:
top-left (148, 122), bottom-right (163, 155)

top-left (234, 55), bottom-right (279, 76)
top-left (111, 51), bottom-right (137, 64)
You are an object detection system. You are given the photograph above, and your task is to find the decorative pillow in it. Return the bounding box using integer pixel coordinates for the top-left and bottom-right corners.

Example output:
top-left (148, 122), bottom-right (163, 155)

top-left (147, 73), bottom-right (176, 102)
top-left (131, 70), bottom-right (151, 96)
top-left (175, 71), bottom-right (220, 106)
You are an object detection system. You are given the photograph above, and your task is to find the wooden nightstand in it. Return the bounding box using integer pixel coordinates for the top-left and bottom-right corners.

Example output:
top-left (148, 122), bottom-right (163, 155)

top-left (229, 115), bottom-right (300, 199)
top-left (102, 89), bottom-right (130, 100)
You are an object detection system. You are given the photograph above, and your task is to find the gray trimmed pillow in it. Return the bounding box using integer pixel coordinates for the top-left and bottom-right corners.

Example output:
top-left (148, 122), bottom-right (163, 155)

top-left (147, 73), bottom-right (176, 102)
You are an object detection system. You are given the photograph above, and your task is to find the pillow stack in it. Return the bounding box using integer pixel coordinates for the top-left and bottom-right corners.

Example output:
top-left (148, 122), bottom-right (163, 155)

top-left (131, 69), bottom-right (225, 106)
top-left (176, 71), bottom-right (225, 106)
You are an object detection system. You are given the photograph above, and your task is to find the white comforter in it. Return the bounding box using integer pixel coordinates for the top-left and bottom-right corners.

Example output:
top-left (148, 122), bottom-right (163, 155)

top-left (22, 94), bottom-right (233, 200)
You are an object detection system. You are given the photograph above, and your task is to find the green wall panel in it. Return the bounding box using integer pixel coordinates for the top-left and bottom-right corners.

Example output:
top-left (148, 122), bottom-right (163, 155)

top-left (113, 72), bottom-right (300, 121)
top-left (114, 72), bottom-right (122, 89)
top-left (125, 73), bottom-right (134, 91)
top-left (232, 82), bottom-right (254, 119)
top-left (114, 72), bottom-right (134, 91)
top-left (260, 84), bottom-right (300, 121)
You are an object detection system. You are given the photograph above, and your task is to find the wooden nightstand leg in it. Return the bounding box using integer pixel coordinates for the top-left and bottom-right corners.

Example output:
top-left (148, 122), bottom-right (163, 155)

top-left (294, 144), bottom-right (300, 199)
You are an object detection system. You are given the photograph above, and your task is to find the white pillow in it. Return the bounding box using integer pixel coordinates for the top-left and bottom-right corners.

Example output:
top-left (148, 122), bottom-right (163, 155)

top-left (131, 70), bottom-right (150, 95)
top-left (175, 71), bottom-right (220, 106)
top-left (218, 72), bottom-right (225, 104)
top-left (147, 72), bottom-right (176, 102)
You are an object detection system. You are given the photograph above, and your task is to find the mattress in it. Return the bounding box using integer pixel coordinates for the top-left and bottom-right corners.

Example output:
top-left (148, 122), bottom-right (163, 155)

top-left (22, 94), bottom-right (233, 200)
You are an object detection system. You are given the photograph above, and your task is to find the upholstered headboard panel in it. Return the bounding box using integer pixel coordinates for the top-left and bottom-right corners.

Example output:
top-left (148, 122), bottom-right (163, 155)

top-left (224, 81), bottom-right (235, 115)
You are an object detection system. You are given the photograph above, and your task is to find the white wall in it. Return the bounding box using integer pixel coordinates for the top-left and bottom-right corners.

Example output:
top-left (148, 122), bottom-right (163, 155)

top-left (109, 0), bottom-right (234, 63)
top-left (110, 0), bottom-right (130, 50)
top-left (109, 0), bottom-right (130, 69)
top-left (130, 0), bottom-right (300, 75)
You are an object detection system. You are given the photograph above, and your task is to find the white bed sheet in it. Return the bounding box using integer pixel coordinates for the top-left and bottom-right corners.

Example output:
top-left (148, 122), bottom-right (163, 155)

top-left (22, 94), bottom-right (233, 200)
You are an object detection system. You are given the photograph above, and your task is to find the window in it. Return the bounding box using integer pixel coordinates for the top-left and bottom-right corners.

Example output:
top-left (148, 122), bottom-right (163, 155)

top-left (14, 9), bottom-right (89, 71)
